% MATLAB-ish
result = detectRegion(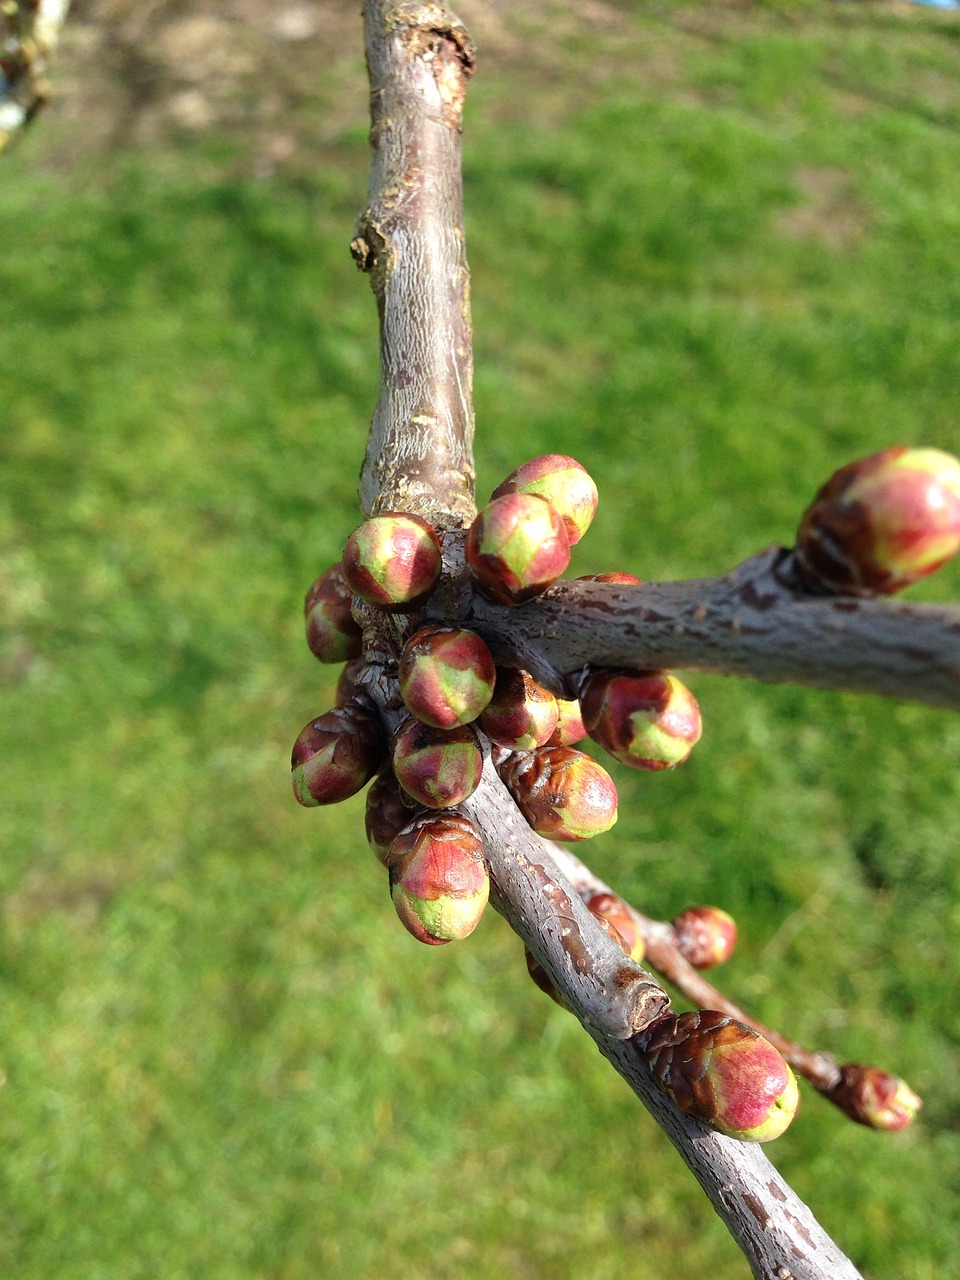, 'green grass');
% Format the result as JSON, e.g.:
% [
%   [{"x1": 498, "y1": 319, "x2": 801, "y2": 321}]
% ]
[{"x1": 3, "y1": 3, "x2": 960, "y2": 1277}]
